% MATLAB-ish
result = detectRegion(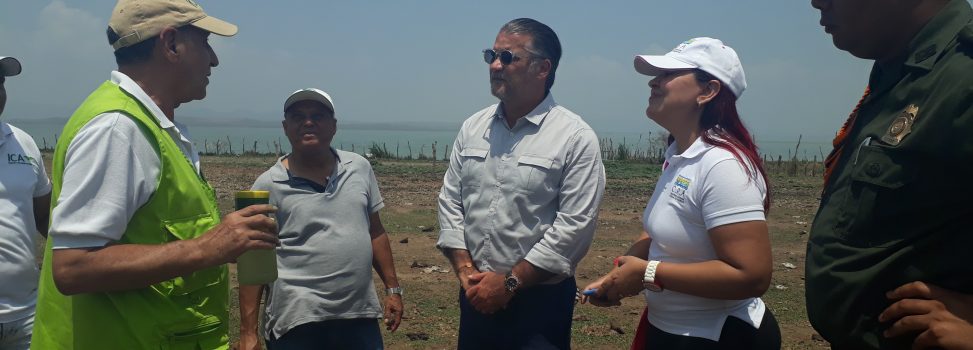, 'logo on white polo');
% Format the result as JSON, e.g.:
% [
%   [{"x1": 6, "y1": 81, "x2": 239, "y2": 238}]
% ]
[
  {"x1": 669, "y1": 175, "x2": 691, "y2": 202},
  {"x1": 7, "y1": 153, "x2": 36, "y2": 166}
]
